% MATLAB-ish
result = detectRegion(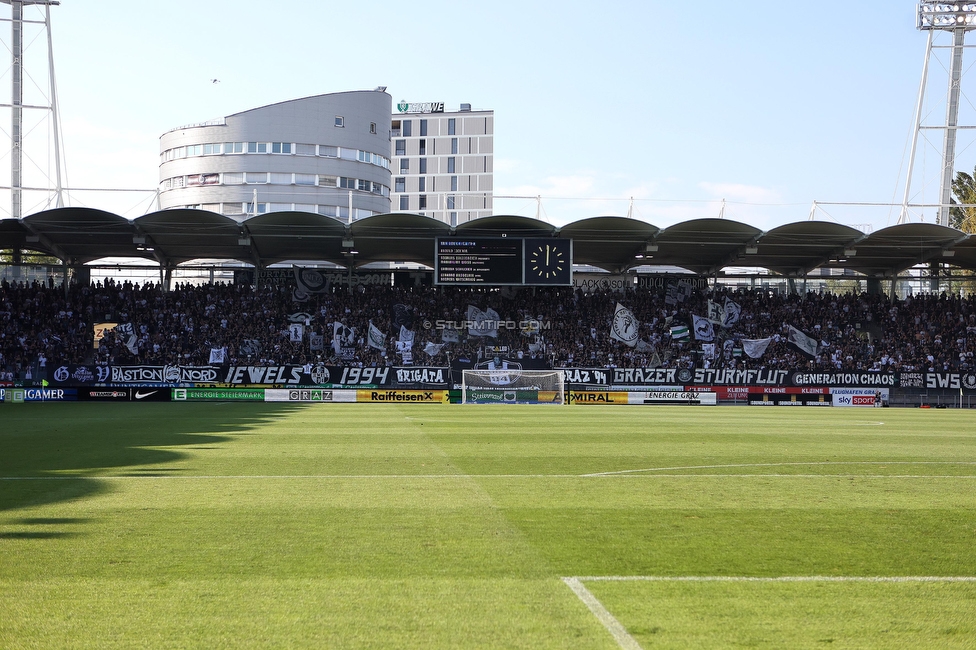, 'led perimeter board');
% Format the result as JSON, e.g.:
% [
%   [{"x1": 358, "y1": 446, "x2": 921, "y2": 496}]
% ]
[{"x1": 435, "y1": 238, "x2": 572, "y2": 286}]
